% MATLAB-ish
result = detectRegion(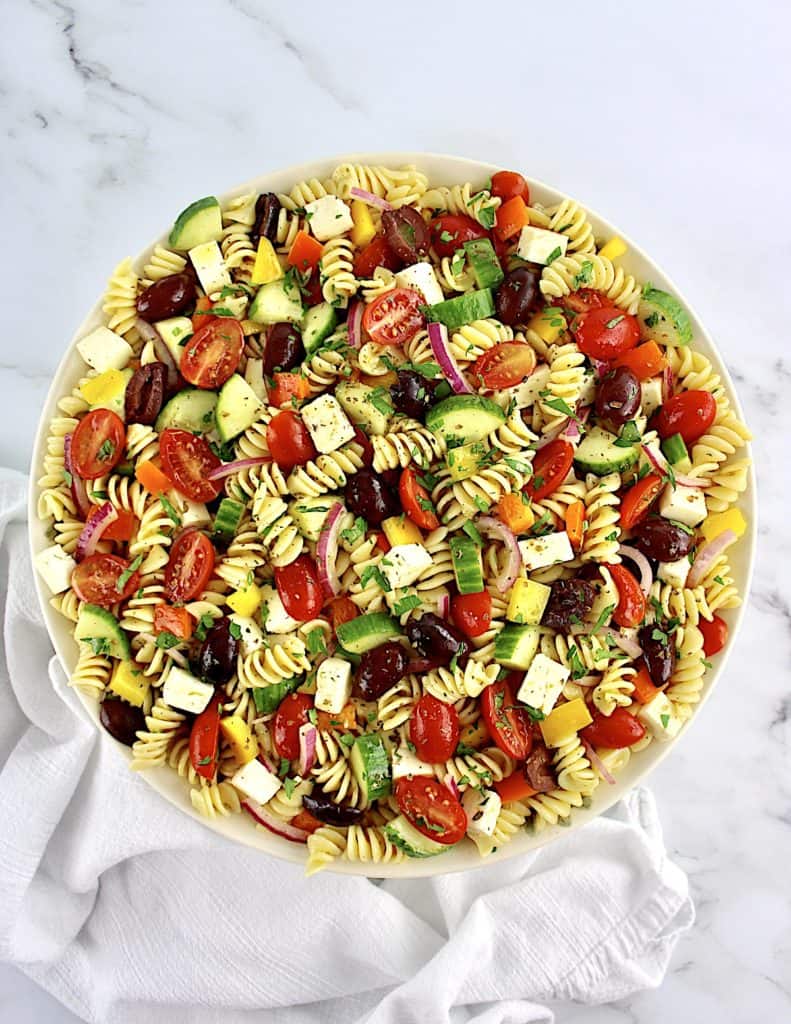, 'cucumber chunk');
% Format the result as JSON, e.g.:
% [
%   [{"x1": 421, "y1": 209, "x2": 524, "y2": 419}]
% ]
[
  {"x1": 494, "y1": 623, "x2": 541, "y2": 671},
  {"x1": 574, "y1": 426, "x2": 640, "y2": 476},
  {"x1": 335, "y1": 612, "x2": 401, "y2": 654},
  {"x1": 638, "y1": 287, "x2": 693, "y2": 347},
  {"x1": 450, "y1": 535, "x2": 484, "y2": 594},
  {"x1": 463, "y1": 239, "x2": 504, "y2": 289},
  {"x1": 335, "y1": 380, "x2": 392, "y2": 436},
  {"x1": 424, "y1": 288, "x2": 495, "y2": 330},
  {"x1": 215, "y1": 373, "x2": 265, "y2": 442},
  {"x1": 249, "y1": 279, "x2": 304, "y2": 325},
  {"x1": 661, "y1": 432, "x2": 689, "y2": 466},
  {"x1": 168, "y1": 196, "x2": 223, "y2": 251},
  {"x1": 75, "y1": 604, "x2": 131, "y2": 661},
  {"x1": 251, "y1": 676, "x2": 301, "y2": 715},
  {"x1": 213, "y1": 498, "x2": 245, "y2": 541},
  {"x1": 301, "y1": 302, "x2": 338, "y2": 353},
  {"x1": 384, "y1": 815, "x2": 450, "y2": 858},
  {"x1": 156, "y1": 388, "x2": 218, "y2": 434},
  {"x1": 350, "y1": 733, "x2": 391, "y2": 801},
  {"x1": 425, "y1": 394, "x2": 505, "y2": 446}
]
